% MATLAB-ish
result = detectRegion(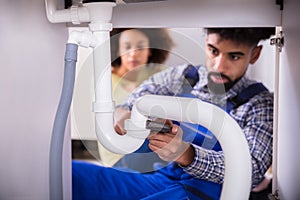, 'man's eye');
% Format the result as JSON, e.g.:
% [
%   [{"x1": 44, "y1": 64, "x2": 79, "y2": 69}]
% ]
[
  {"x1": 210, "y1": 48, "x2": 218, "y2": 55},
  {"x1": 231, "y1": 55, "x2": 240, "y2": 61}
]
